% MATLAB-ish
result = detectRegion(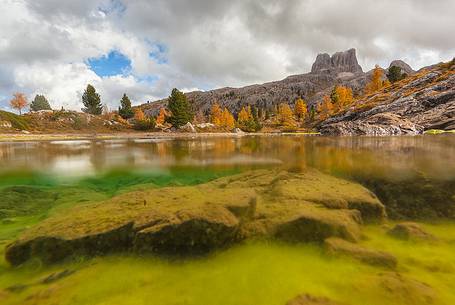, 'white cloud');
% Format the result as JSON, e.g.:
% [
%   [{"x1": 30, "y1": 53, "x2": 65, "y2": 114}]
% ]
[{"x1": 1, "y1": 0, "x2": 454, "y2": 111}]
